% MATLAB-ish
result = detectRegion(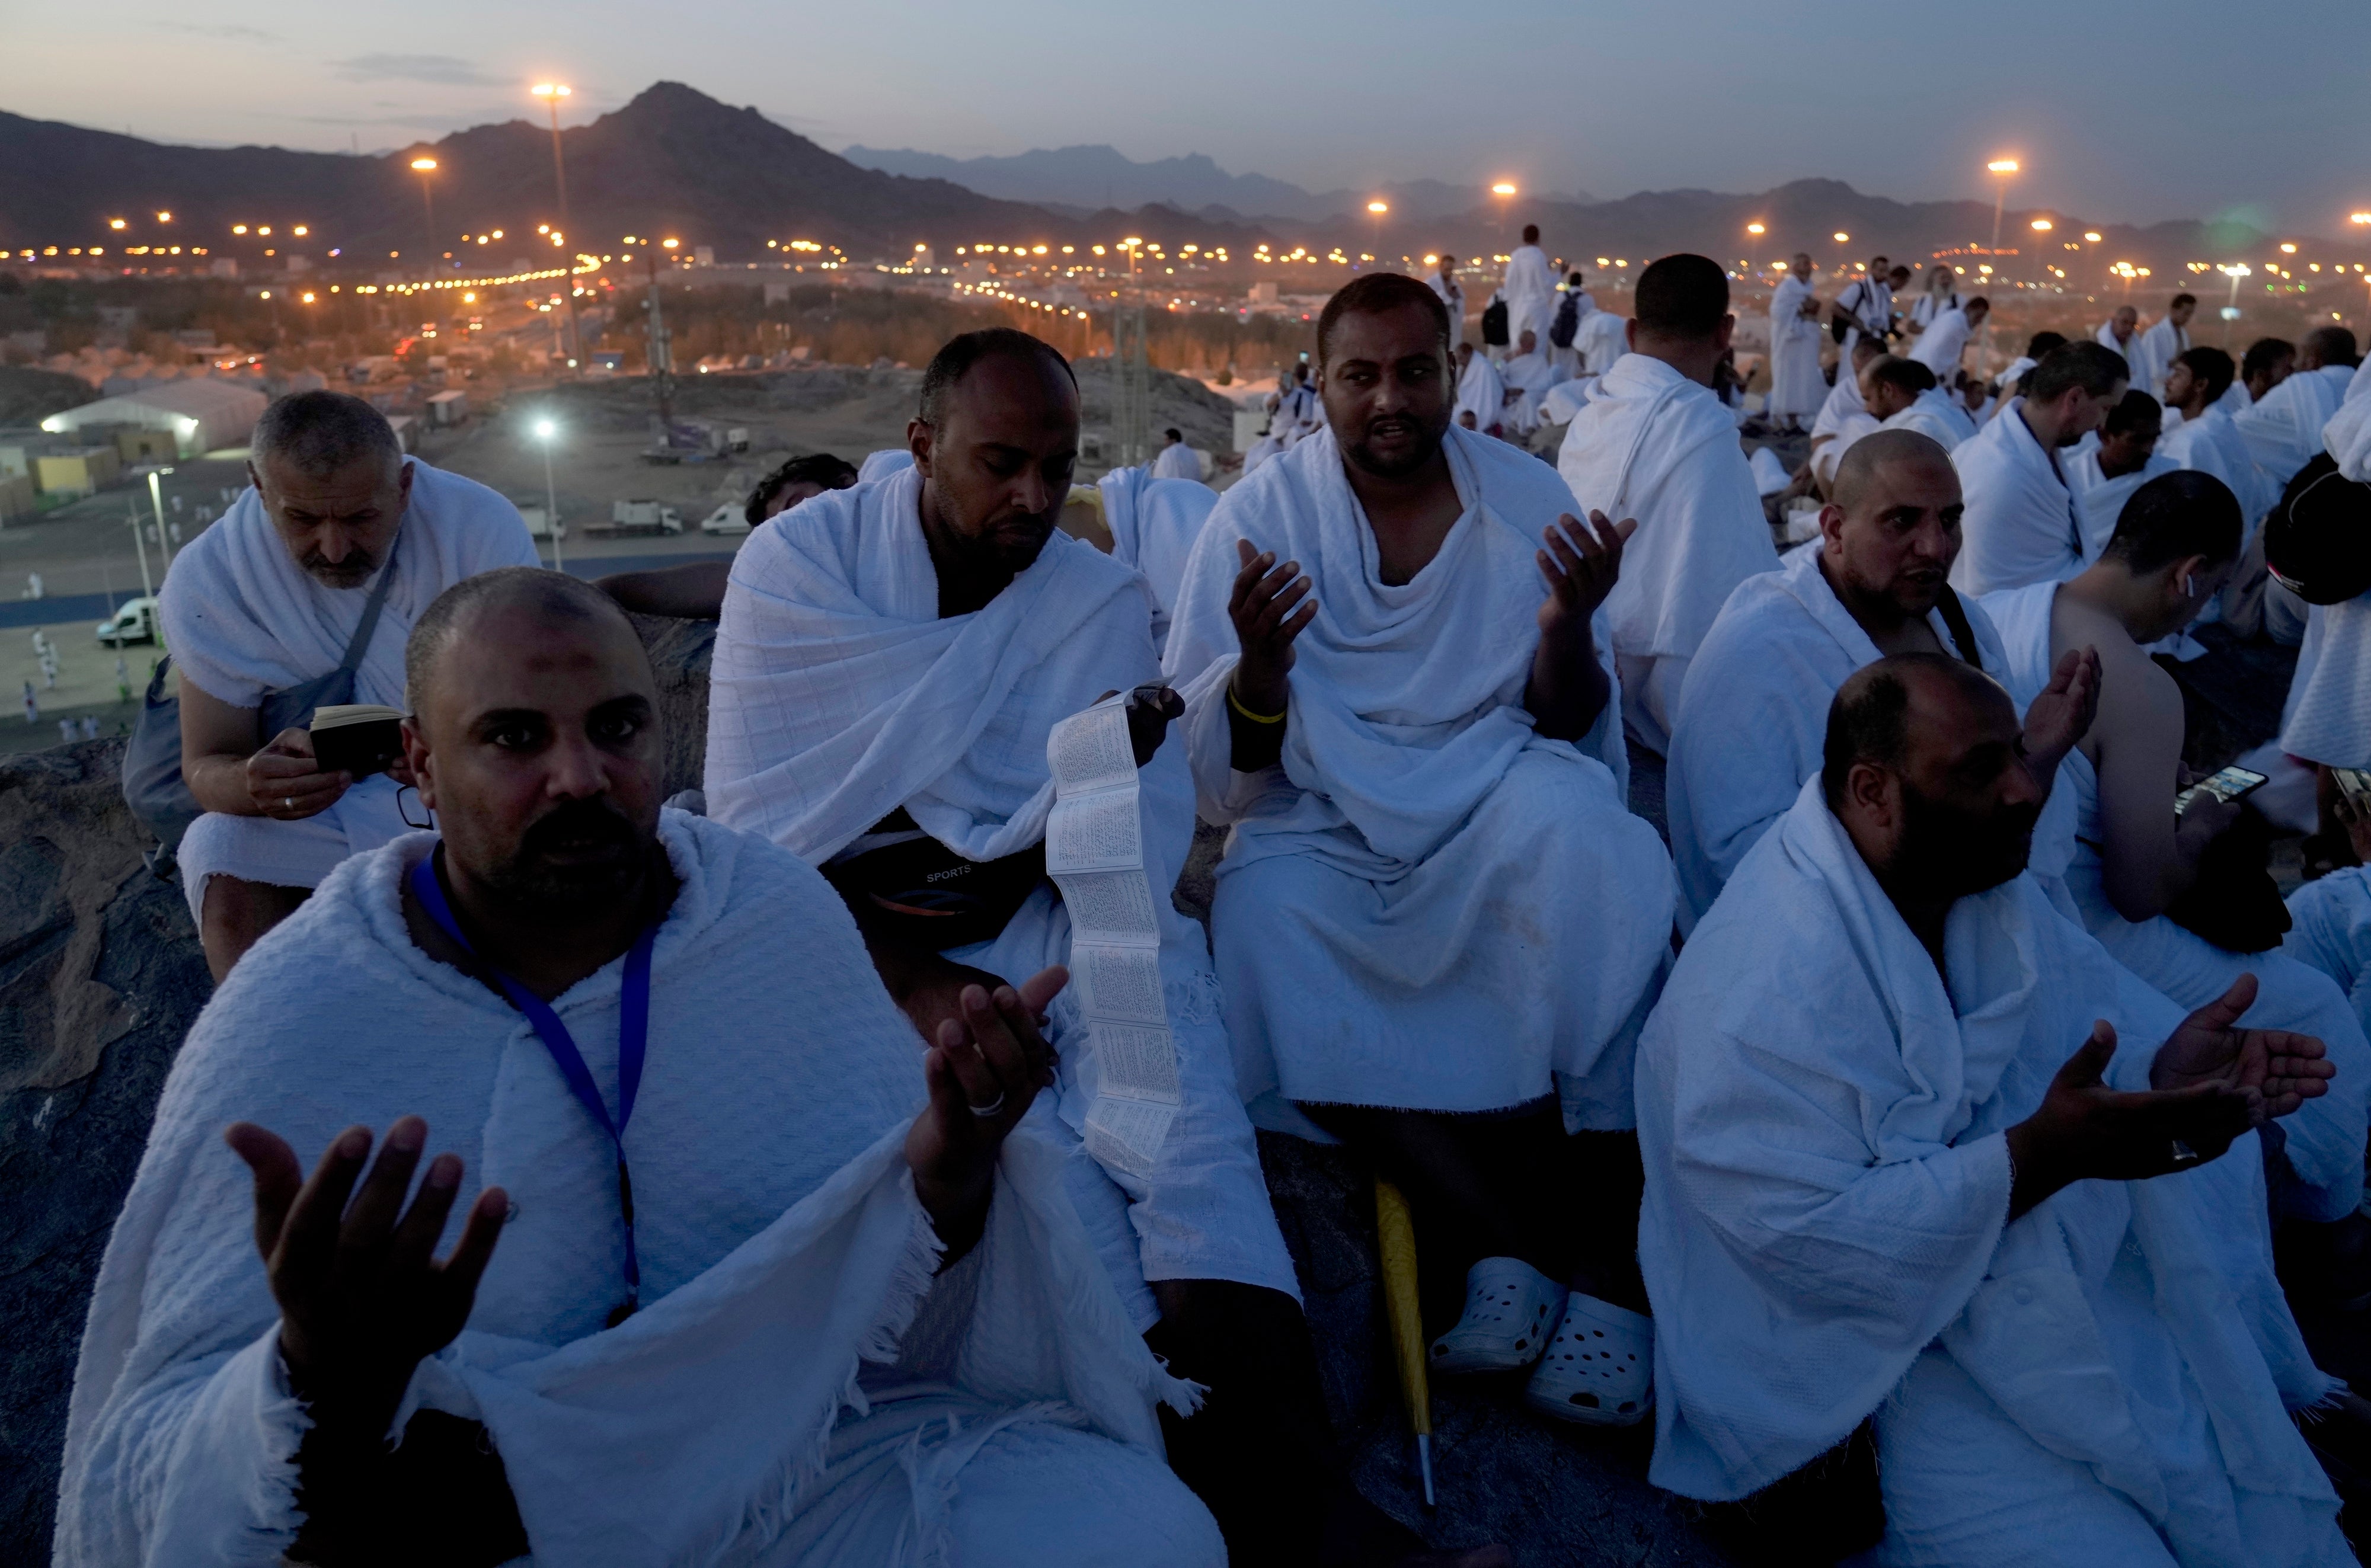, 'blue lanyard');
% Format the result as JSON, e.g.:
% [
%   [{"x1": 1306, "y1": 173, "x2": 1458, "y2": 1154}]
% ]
[{"x1": 408, "y1": 852, "x2": 657, "y2": 1324}]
